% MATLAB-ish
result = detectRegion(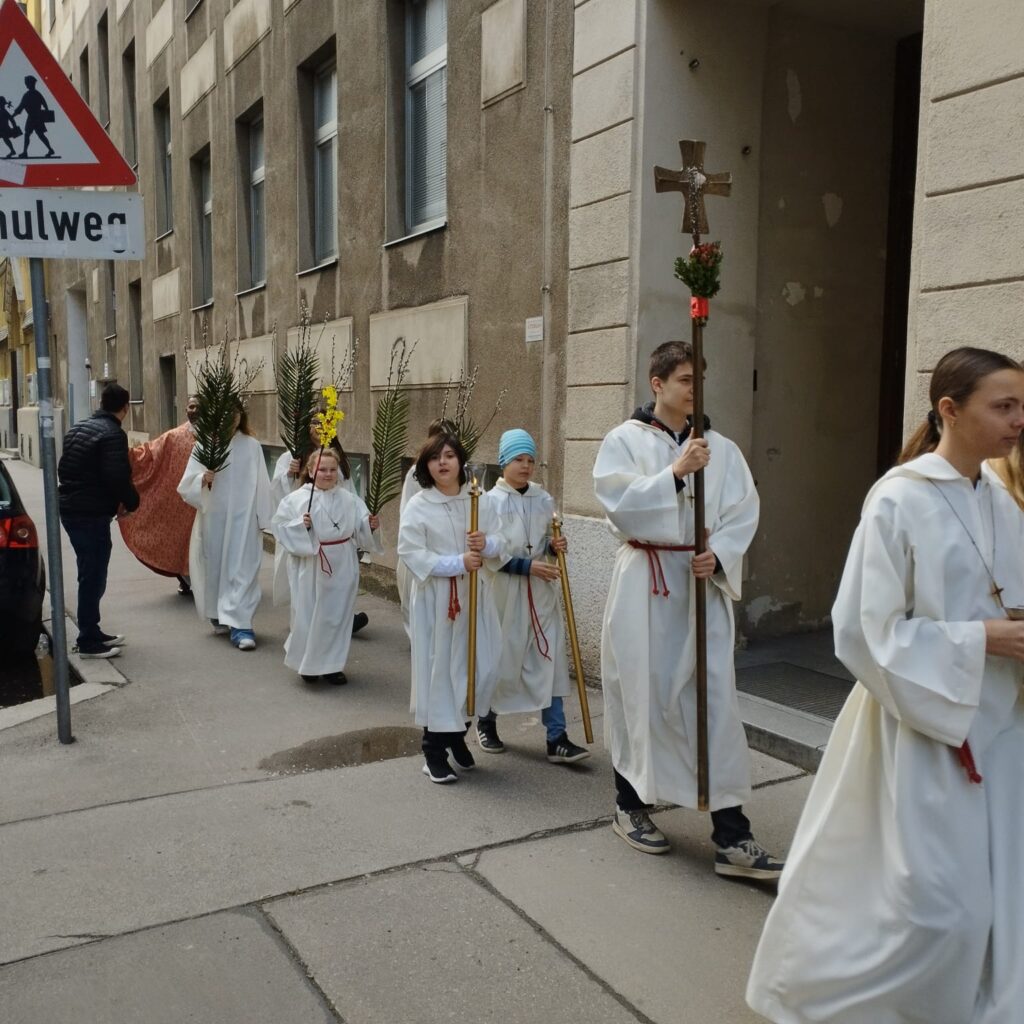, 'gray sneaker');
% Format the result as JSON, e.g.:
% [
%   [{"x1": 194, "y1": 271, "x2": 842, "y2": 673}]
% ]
[
  {"x1": 612, "y1": 807, "x2": 670, "y2": 855},
  {"x1": 714, "y1": 837, "x2": 785, "y2": 881}
]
